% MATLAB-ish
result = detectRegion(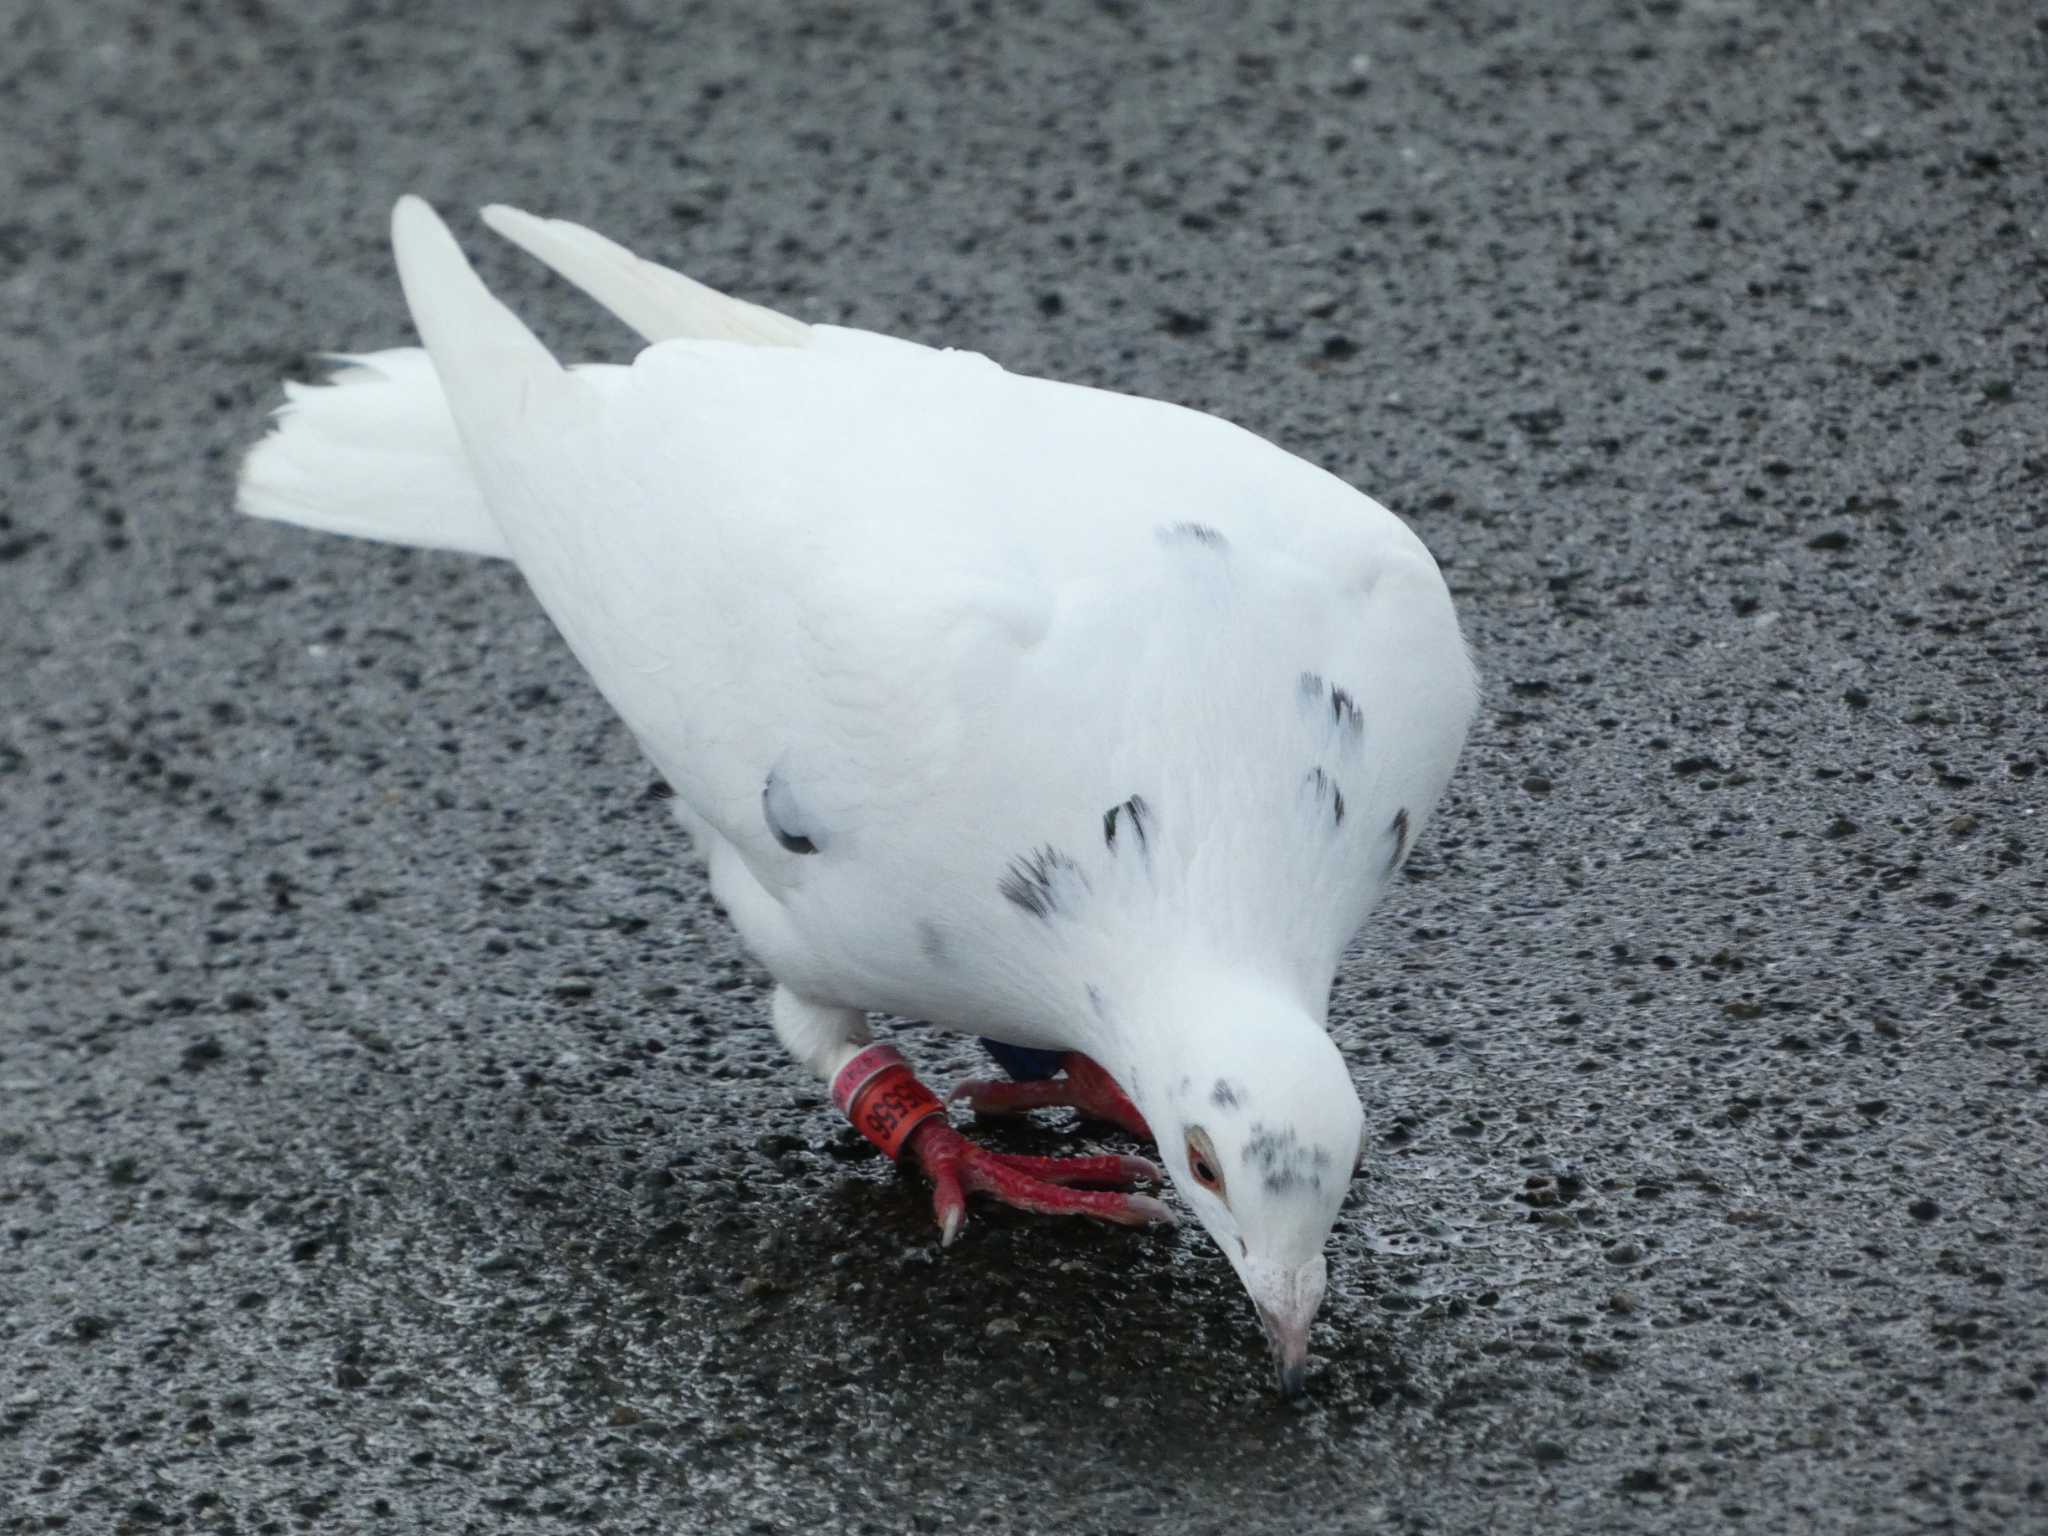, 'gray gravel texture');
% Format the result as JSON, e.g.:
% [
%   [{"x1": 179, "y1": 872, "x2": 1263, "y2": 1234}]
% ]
[{"x1": 4, "y1": 1, "x2": 2046, "y2": 1532}]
